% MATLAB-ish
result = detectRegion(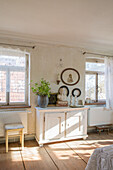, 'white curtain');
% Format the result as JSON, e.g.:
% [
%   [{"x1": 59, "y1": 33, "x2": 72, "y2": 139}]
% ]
[
  {"x1": 0, "y1": 47, "x2": 26, "y2": 56},
  {"x1": 105, "y1": 57, "x2": 113, "y2": 109}
]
